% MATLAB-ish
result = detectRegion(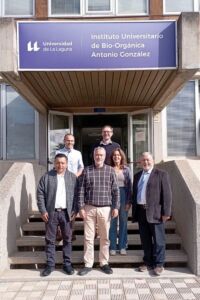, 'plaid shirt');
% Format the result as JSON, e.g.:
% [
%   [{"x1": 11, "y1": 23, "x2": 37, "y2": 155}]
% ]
[{"x1": 78, "y1": 164, "x2": 120, "y2": 209}]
